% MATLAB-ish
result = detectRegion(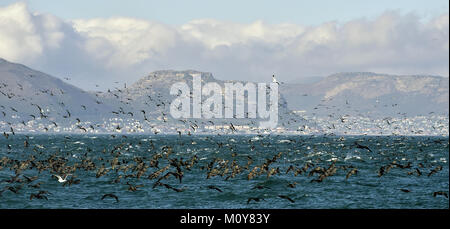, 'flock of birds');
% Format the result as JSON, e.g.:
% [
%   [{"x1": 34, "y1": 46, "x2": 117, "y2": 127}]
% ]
[
  {"x1": 1, "y1": 72, "x2": 448, "y2": 136},
  {"x1": 0, "y1": 73, "x2": 448, "y2": 208},
  {"x1": 0, "y1": 73, "x2": 312, "y2": 136},
  {"x1": 0, "y1": 133, "x2": 448, "y2": 206}
]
